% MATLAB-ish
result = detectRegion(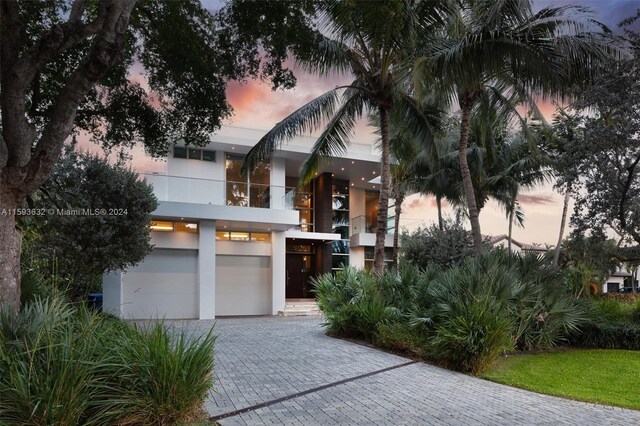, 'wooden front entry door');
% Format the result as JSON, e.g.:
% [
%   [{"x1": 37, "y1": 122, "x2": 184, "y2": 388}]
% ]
[{"x1": 286, "y1": 254, "x2": 313, "y2": 298}]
